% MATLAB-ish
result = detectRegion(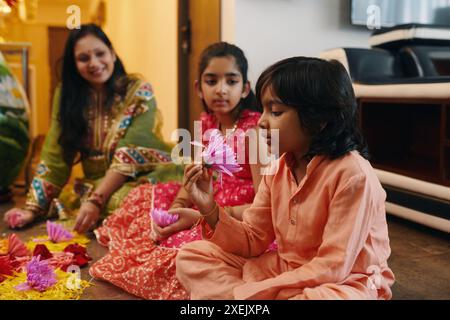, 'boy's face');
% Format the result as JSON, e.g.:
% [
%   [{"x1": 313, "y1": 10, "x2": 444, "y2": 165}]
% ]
[{"x1": 258, "y1": 85, "x2": 311, "y2": 157}]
